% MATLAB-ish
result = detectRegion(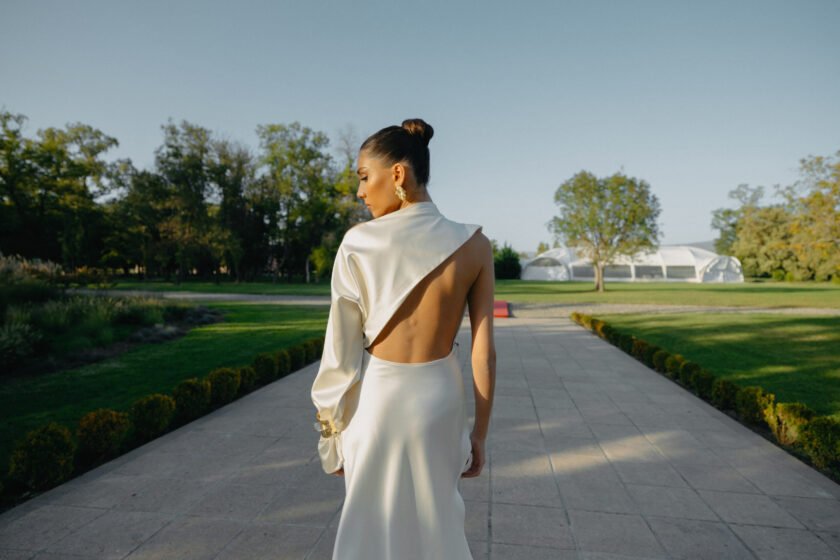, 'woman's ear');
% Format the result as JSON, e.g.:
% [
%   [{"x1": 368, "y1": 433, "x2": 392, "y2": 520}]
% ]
[{"x1": 392, "y1": 162, "x2": 406, "y2": 186}]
